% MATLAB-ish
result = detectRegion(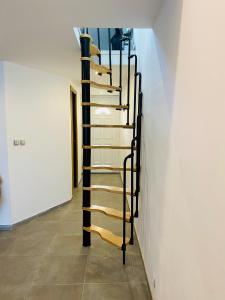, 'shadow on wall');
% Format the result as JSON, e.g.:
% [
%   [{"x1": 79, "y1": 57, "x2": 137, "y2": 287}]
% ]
[{"x1": 134, "y1": 0, "x2": 184, "y2": 295}]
